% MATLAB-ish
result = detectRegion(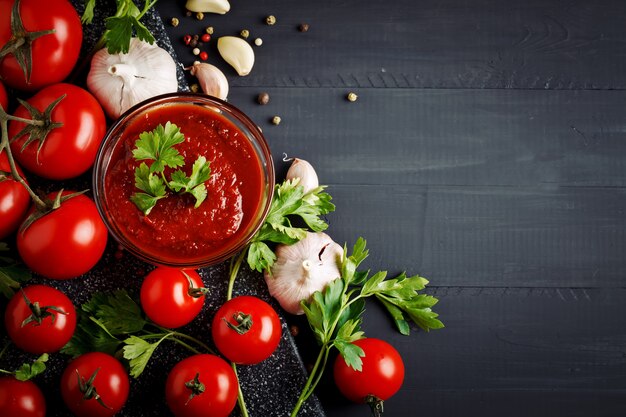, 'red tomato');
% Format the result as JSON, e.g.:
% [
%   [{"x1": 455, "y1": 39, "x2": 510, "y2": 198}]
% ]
[
  {"x1": 333, "y1": 338, "x2": 405, "y2": 406},
  {"x1": 61, "y1": 352, "x2": 129, "y2": 417},
  {"x1": 9, "y1": 83, "x2": 106, "y2": 180},
  {"x1": 140, "y1": 267, "x2": 205, "y2": 328},
  {"x1": 17, "y1": 191, "x2": 108, "y2": 280},
  {"x1": 5, "y1": 284, "x2": 76, "y2": 354},
  {"x1": 0, "y1": 81, "x2": 7, "y2": 109},
  {"x1": 211, "y1": 296, "x2": 282, "y2": 364},
  {"x1": 165, "y1": 354, "x2": 238, "y2": 417},
  {"x1": 0, "y1": 0, "x2": 82, "y2": 91},
  {"x1": 0, "y1": 150, "x2": 30, "y2": 239},
  {"x1": 0, "y1": 377, "x2": 46, "y2": 417}
]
